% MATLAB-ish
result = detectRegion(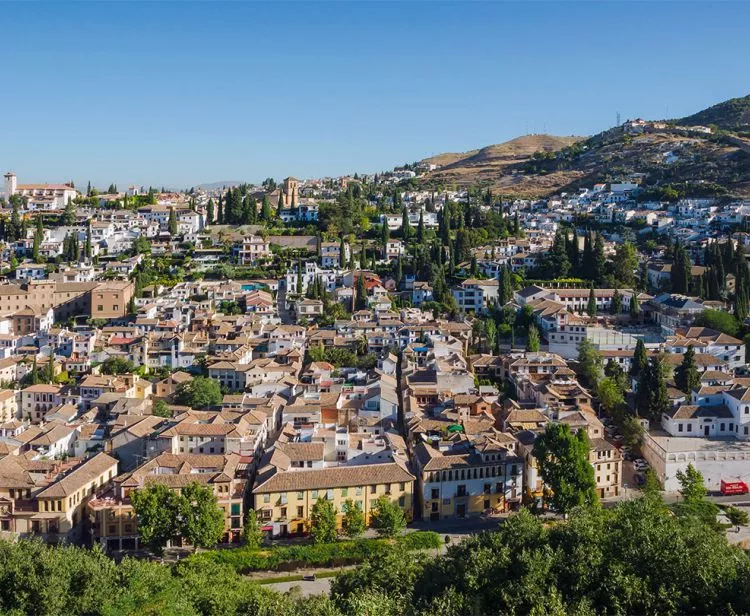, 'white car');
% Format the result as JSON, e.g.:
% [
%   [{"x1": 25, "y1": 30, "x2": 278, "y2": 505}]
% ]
[{"x1": 633, "y1": 459, "x2": 649, "y2": 471}]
